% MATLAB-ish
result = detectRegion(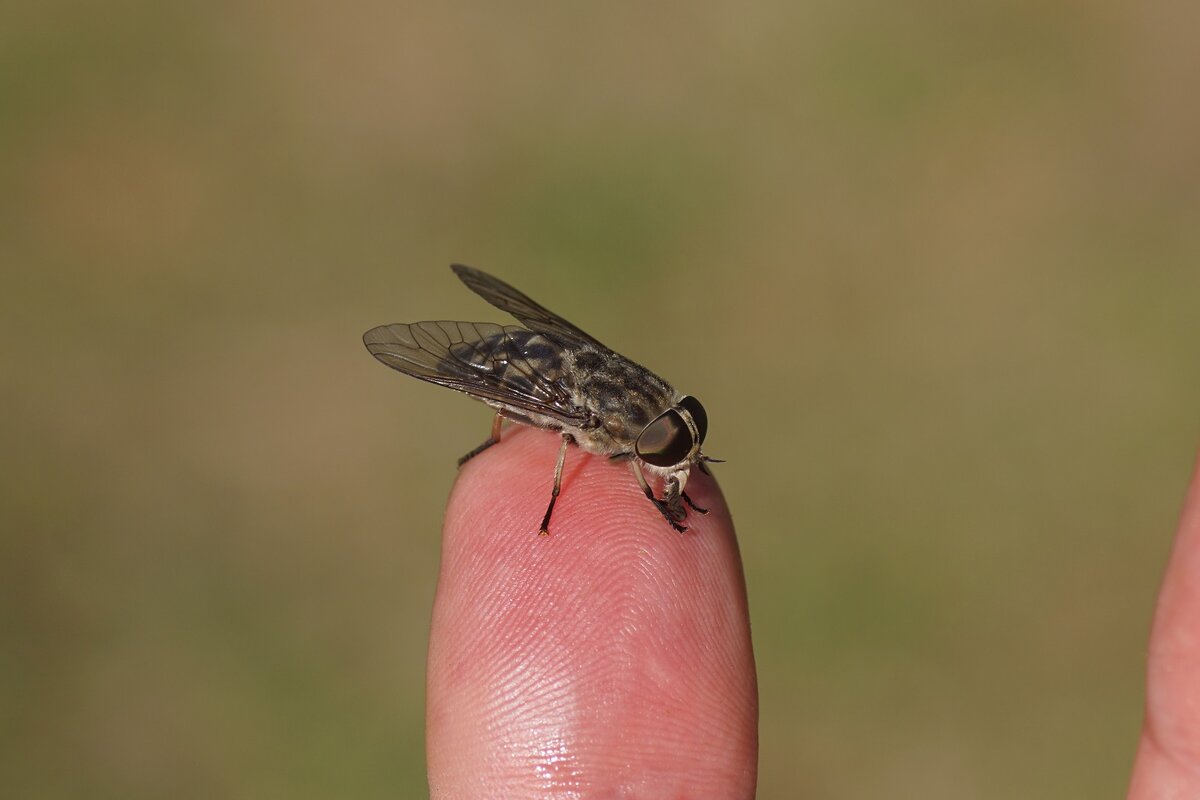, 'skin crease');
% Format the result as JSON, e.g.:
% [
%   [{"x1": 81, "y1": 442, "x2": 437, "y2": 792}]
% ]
[
  {"x1": 426, "y1": 426, "x2": 758, "y2": 799},
  {"x1": 1129, "y1": 451, "x2": 1200, "y2": 798}
]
